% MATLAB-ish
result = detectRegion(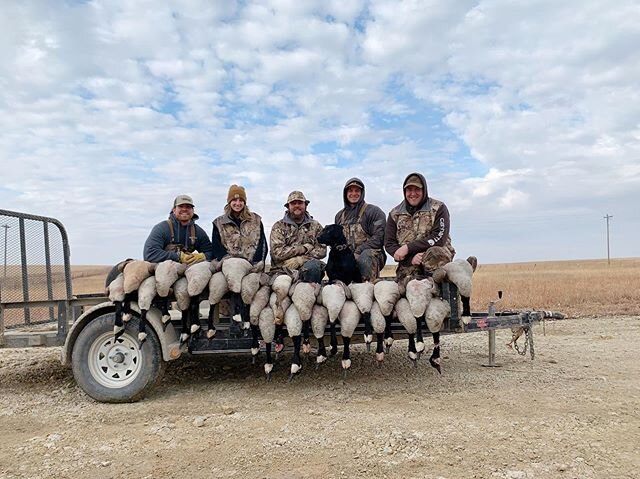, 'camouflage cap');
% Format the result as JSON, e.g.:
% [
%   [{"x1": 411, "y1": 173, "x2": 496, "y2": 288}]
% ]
[
  {"x1": 403, "y1": 174, "x2": 423, "y2": 189},
  {"x1": 284, "y1": 190, "x2": 310, "y2": 207},
  {"x1": 173, "y1": 194, "x2": 195, "y2": 207}
]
